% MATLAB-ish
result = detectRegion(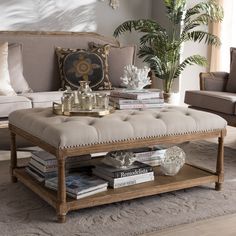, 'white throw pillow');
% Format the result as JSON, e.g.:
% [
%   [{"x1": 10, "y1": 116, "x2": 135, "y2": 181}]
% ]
[{"x1": 0, "y1": 42, "x2": 16, "y2": 96}]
